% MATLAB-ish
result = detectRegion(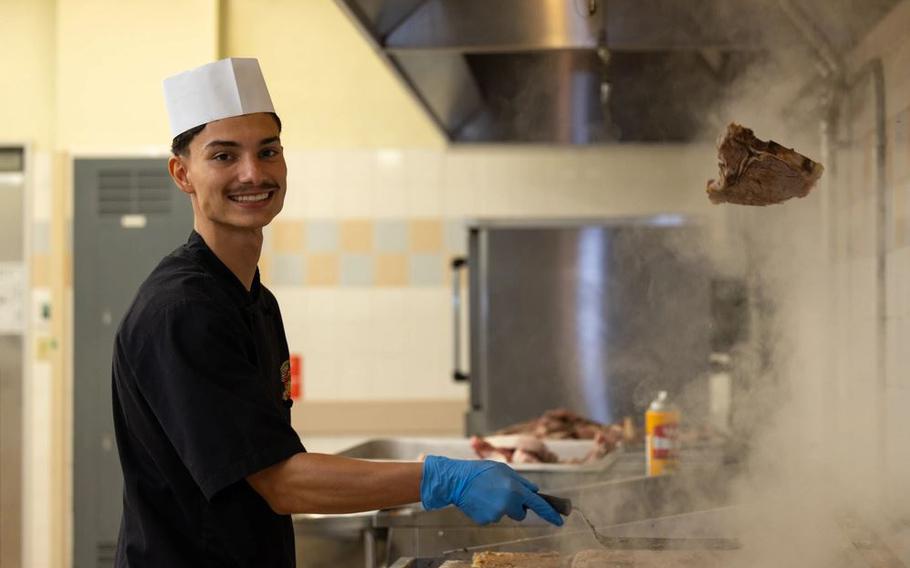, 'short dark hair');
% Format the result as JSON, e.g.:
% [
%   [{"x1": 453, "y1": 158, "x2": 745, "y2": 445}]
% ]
[{"x1": 170, "y1": 112, "x2": 283, "y2": 156}]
